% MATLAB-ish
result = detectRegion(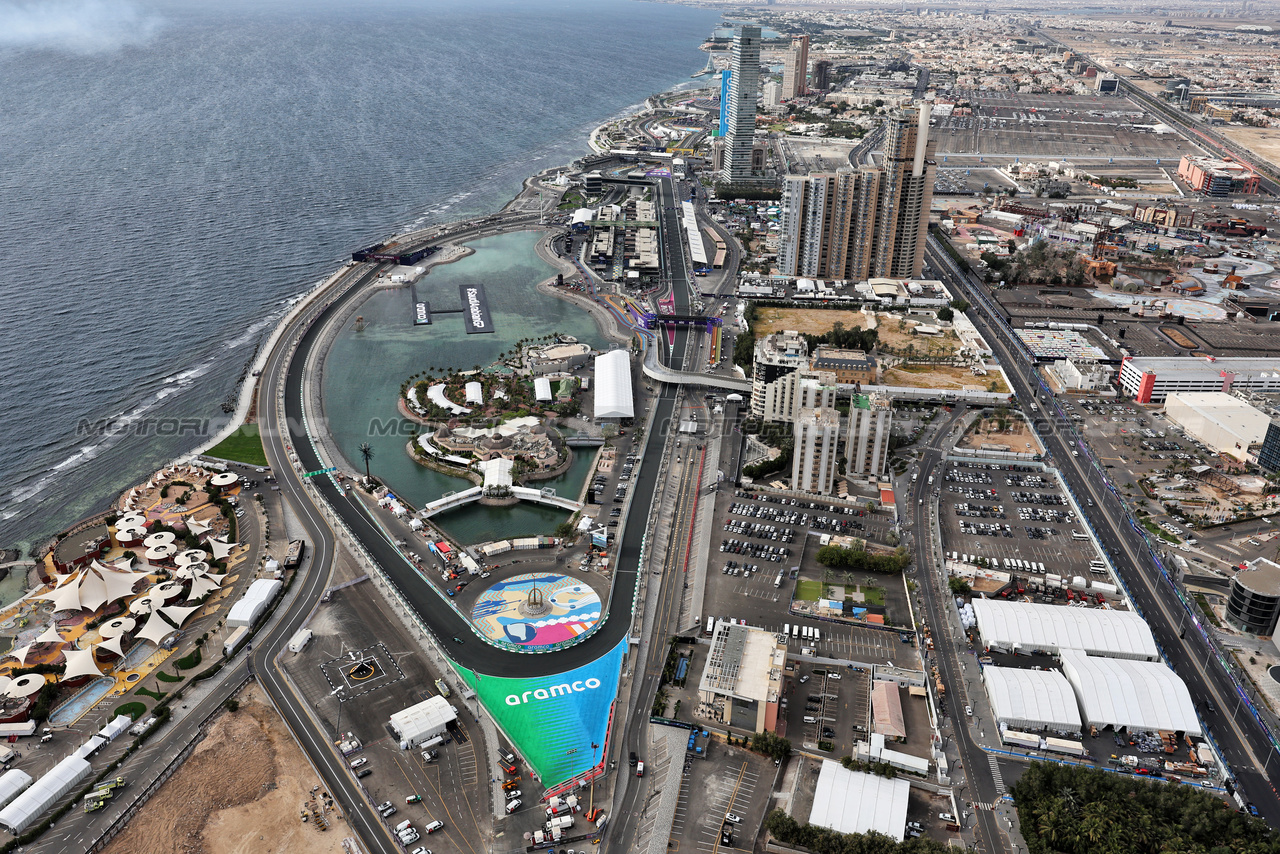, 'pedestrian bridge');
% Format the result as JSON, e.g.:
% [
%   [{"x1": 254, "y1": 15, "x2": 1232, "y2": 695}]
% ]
[
  {"x1": 420, "y1": 486, "x2": 583, "y2": 518},
  {"x1": 641, "y1": 344, "x2": 753, "y2": 393}
]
